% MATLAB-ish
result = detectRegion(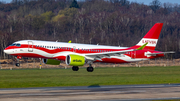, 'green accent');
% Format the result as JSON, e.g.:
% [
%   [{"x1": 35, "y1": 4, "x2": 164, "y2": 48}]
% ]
[
  {"x1": 0, "y1": 66, "x2": 180, "y2": 88},
  {"x1": 68, "y1": 40, "x2": 71, "y2": 43},
  {"x1": 68, "y1": 54, "x2": 85, "y2": 66},
  {"x1": 137, "y1": 42, "x2": 148, "y2": 50},
  {"x1": 45, "y1": 59, "x2": 61, "y2": 65}
]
